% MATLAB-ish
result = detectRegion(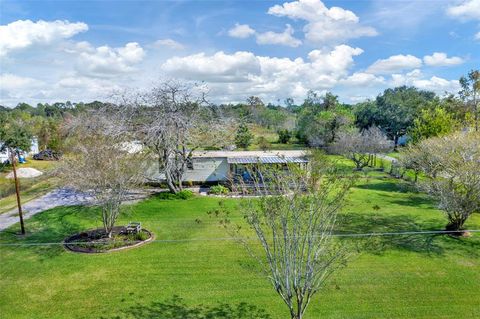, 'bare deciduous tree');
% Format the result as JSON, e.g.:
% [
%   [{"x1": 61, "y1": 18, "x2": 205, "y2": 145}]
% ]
[
  {"x1": 331, "y1": 126, "x2": 393, "y2": 170},
  {"x1": 59, "y1": 108, "x2": 146, "y2": 238},
  {"x1": 406, "y1": 132, "x2": 480, "y2": 233},
  {"x1": 218, "y1": 153, "x2": 355, "y2": 319},
  {"x1": 121, "y1": 81, "x2": 224, "y2": 193}
]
